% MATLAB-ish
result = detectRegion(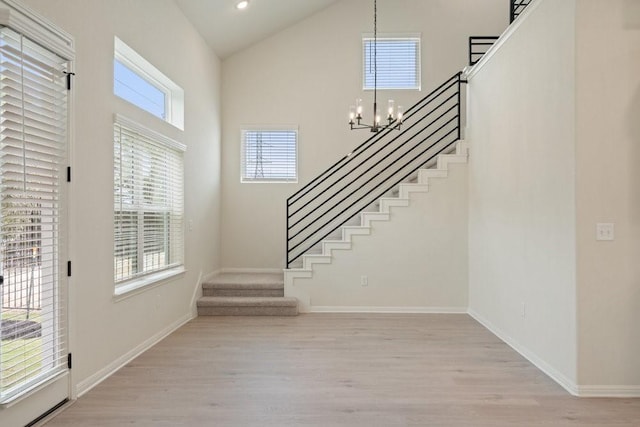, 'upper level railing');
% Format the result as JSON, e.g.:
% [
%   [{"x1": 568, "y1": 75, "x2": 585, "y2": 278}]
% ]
[
  {"x1": 511, "y1": 0, "x2": 532, "y2": 23},
  {"x1": 468, "y1": 36, "x2": 499, "y2": 66},
  {"x1": 286, "y1": 72, "x2": 465, "y2": 267},
  {"x1": 469, "y1": 1, "x2": 533, "y2": 66}
]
